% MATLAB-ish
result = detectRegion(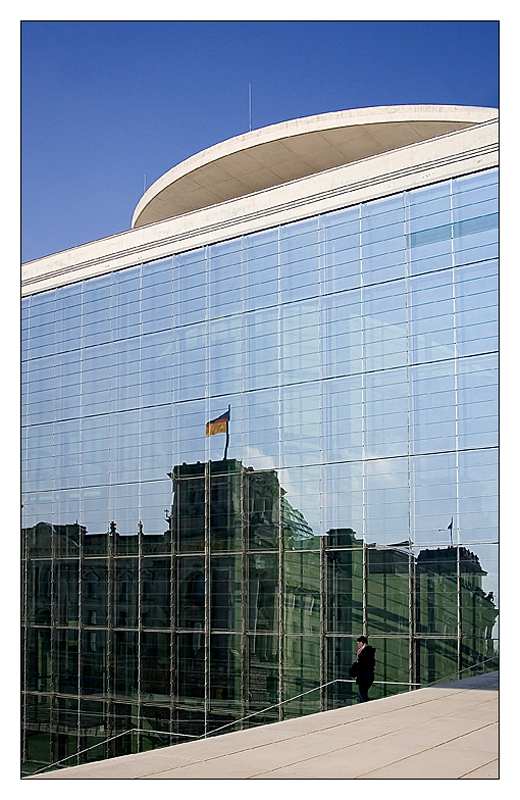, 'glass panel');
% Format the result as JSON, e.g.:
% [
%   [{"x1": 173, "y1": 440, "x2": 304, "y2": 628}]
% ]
[
  {"x1": 243, "y1": 228, "x2": 279, "y2": 313},
  {"x1": 367, "y1": 636, "x2": 411, "y2": 695},
  {"x1": 415, "y1": 546, "x2": 458, "y2": 635},
  {"x1": 321, "y1": 462, "x2": 363, "y2": 537},
  {"x1": 242, "y1": 390, "x2": 279, "y2": 470},
  {"x1": 113, "y1": 632, "x2": 138, "y2": 699},
  {"x1": 54, "y1": 420, "x2": 81, "y2": 490},
  {"x1": 417, "y1": 638, "x2": 459, "y2": 685},
  {"x1": 325, "y1": 544, "x2": 363, "y2": 634},
  {"x1": 109, "y1": 338, "x2": 141, "y2": 413},
  {"x1": 24, "y1": 696, "x2": 51, "y2": 769},
  {"x1": 320, "y1": 289, "x2": 362, "y2": 380},
  {"x1": 52, "y1": 500, "x2": 82, "y2": 551},
  {"x1": 82, "y1": 487, "x2": 110, "y2": 538},
  {"x1": 110, "y1": 274, "x2": 142, "y2": 342},
  {"x1": 171, "y1": 400, "x2": 205, "y2": 465},
  {"x1": 109, "y1": 410, "x2": 140, "y2": 484},
  {"x1": 26, "y1": 559, "x2": 51, "y2": 623},
  {"x1": 210, "y1": 633, "x2": 241, "y2": 705},
  {"x1": 460, "y1": 543, "x2": 499, "y2": 640},
  {"x1": 79, "y1": 699, "x2": 109, "y2": 763},
  {"x1": 139, "y1": 704, "x2": 172, "y2": 751},
  {"x1": 409, "y1": 269, "x2": 455, "y2": 364},
  {"x1": 458, "y1": 448, "x2": 498, "y2": 544},
  {"x1": 247, "y1": 634, "x2": 279, "y2": 717},
  {"x1": 172, "y1": 468, "x2": 205, "y2": 553},
  {"x1": 453, "y1": 170, "x2": 498, "y2": 265},
  {"x1": 54, "y1": 697, "x2": 79, "y2": 766},
  {"x1": 320, "y1": 206, "x2": 361, "y2": 294},
  {"x1": 364, "y1": 457, "x2": 409, "y2": 546},
  {"x1": 55, "y1": 561, "x2": 79, "y2": 625},
  {"x1": 407, "y1": 181, "x2": 452, "y2": 275},
  {"x1": 178, "y1": 556, "x2": 205, "y2": 628},
  {"x1": 367, "y1": 546, "x2": 410, "y2": 633},
  {"x1": 141, "y1": 632, "x2": 170, "y2": 701},
  {"x1": 461, "y1": 638, "x2": 499, "y2": 676},
  {"x1": 457, "y1": 354, "x2": 498, "y2": 450},
  {"x1": 361, "y1": 195, "x2": 406, "y2": 284},
  {"x1": 81, "y1": 629, "x2": 107, "y2": 695},
  {"x1": 207, "y1": 461, "x2": 244, "y2": 552},
  {"x1": 364, "y1": 368, "x2": 408, "y2": 458},
  {"x1": 410, "y1": 361, "x2": 456, "y2": 455},
  {"x1": 244, "y1": 307, "x2": 279, "y2": 392},
  {"x1": 55, "y1": 630, "x2": 79, "y2": 694},
  {"x1": 210, "y1": 555, "x2": 242, "y2": 631},
  {"x1": 112, "y1": 702, "x2": 139, "y2": 757},
  {"x1": 142, "y1": 558, "x2": 170, "y2": 627},
  {"x1": 283, "y1": 636, "x2": 321, "y2": 716},
  {"x1": 279, "y1": 218, "x2": 319, "y2": 303},
  {"x1": 26, "y1": 427, "x2": 54, "y2": 491},
  {"x1": 280, "y1": 382, "x2": 320, "y2": 468},
  {"x1": 82, "y1": 560, "x2": 108, "y2": 626},
  {"x1": 55, "y1": 285, "x2": 82, "y2": 350},
  {"x1": 208, "y1": 316, "x2": 243, "y2": 397},
  {"x1": 280, "y1": 299, "x2": 319, "y2": 386},
  {"x1": 247, "y1": 468, "x2": 280, "y2": 550},
  {"x1": 113, "y1": 558, "x2": 138, "y2": 626},
  {"x1": 175, "y1": 326, "x2": 206, "y2": 404},
  {"x1": 110, "y1": 483, "x2": 140, "y2": 540},
  {"x1": 55, "y1": 351, "x2": 81, "y2": 420},
  {"x1": 248, "y1": 553, "x2": 278, "y2": 633},
  {"x1": 279, "y1": 465, "x2": 320, "y2": 544},
  {"x1": 455, "y1": 260, "x2": 498, "y2": 357},
  {"x1": 209, "y1": 239, "x2": 243, "y2": 318},
  {"x1": 140, "y1": 480, "x2": 171, "y2": 543},
  {"x1": 411, "y1": 452, "x2": 457, "y2": 547},
  {"x1": 363, "y1": 281, "x2": 408, "y2": 372},
  {"x1": 174, "y1": 249, "x2": 207, "y2": 326},
  {"x1": 321, "y1": 376, "x2": 362, "y2": 463},
  {"x1": 284, "y1": 551, "x2": 320, "y2": 635},
  {"x1": 176, "y1": 632, "x2": 205, "y2": 701},
  {"x1": 325, "y1": 637, "x2": 359, "y2": 706},
  {"x1": 26, "y1": 628, "x2": 52, "y2": 691},
  {"x1": 141, "y1": 329, "x2": 173, "y2": 407}
]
